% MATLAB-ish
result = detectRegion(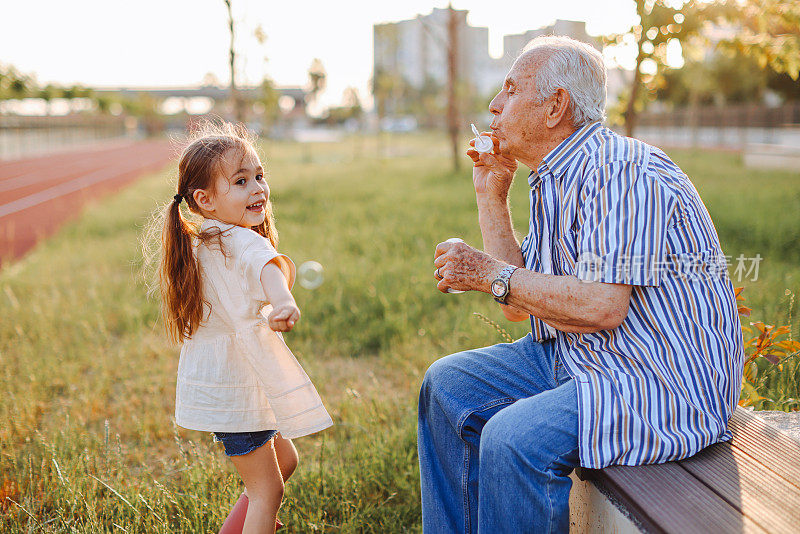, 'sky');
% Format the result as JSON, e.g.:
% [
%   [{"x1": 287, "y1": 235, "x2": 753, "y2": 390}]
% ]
[{"x1": 1, "y1": 0, "x2": 641, "y2": 110}]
